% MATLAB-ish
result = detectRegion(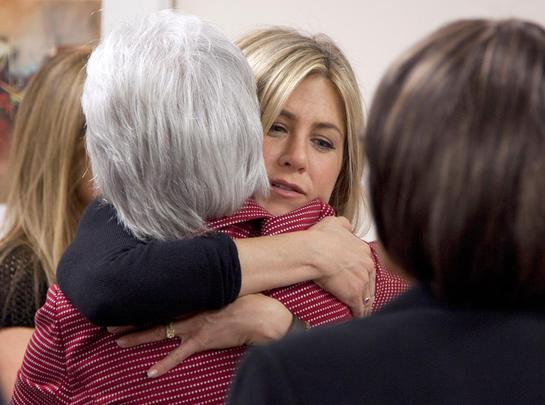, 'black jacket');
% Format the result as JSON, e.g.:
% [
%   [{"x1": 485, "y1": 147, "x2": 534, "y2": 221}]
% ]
[{"x1": 230, "y1": 286, "x2": 545, "y2": 405}]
